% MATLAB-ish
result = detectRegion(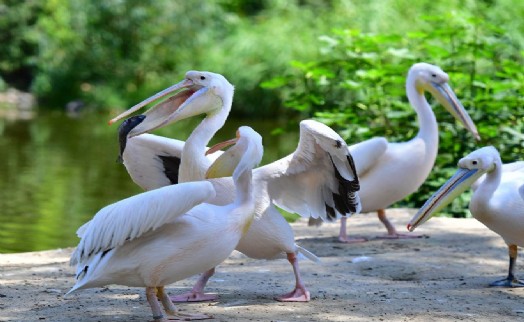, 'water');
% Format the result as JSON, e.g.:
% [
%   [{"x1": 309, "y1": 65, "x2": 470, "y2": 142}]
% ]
[{"x1": 0, "y1": 110, "x2": 298, "y2": 253}]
